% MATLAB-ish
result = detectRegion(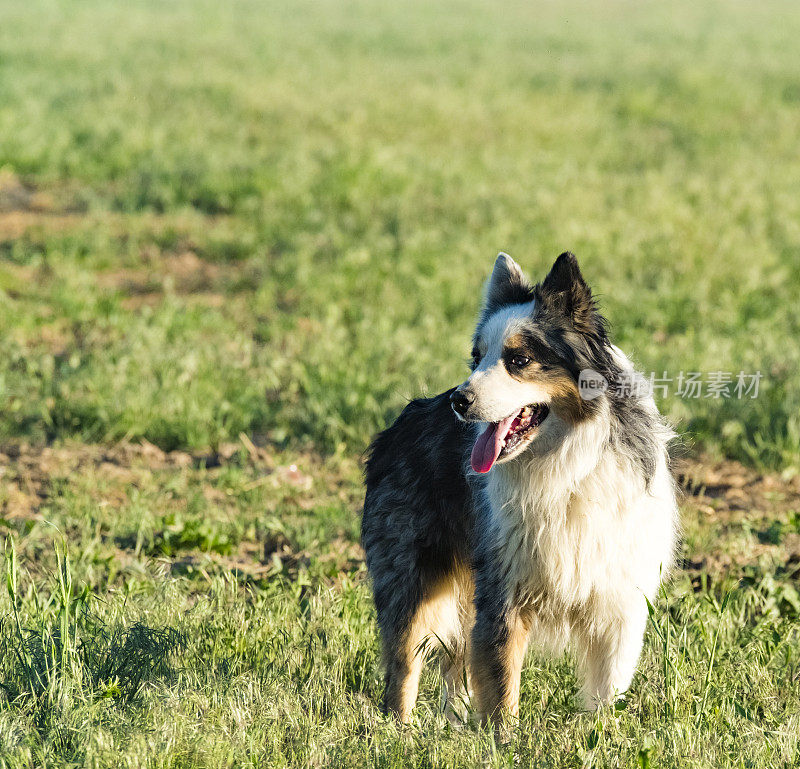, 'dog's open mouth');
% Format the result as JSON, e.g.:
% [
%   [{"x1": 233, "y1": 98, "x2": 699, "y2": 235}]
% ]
[{"x1": 470, "y1": 404, "x2": 549, "y2": 474}]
